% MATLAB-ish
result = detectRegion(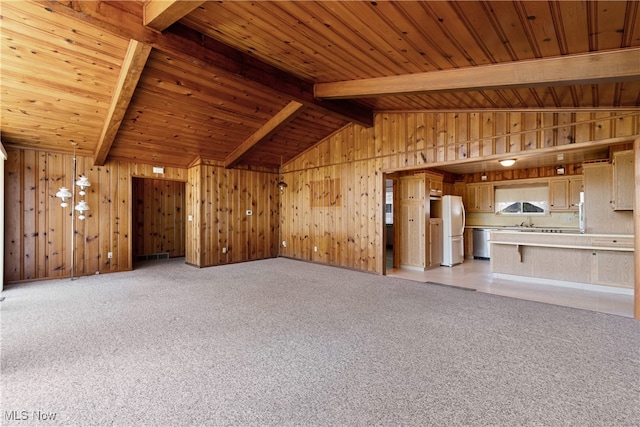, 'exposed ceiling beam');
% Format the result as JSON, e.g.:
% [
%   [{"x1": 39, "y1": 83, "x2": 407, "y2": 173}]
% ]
[
  {"x1": 225, "y1": 101, "x2": 305, "y2": 169},
  {"x1": 36, "y1": 1, "x2": 373, "y2": 128},
  {"x1": 144, "y1": 0, "x2": 206, "y2": 32},
  {"x1": 314, "y1": 48, "x2": 640, "y2": 99},
  {"x1": 94, "y1": 39, "x2": 152, "y2": 166}
]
